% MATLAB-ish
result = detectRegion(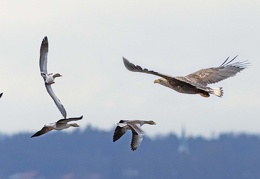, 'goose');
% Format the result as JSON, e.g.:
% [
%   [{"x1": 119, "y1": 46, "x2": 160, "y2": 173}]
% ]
[
  {"x1": 40, "y1": 36, "x2": 62, "y2": 85},
  {"x1": 113, "y1": 120, "x2": 156, "y2": 151},
  {"x1": 123, "y1": 56, "x2": 249, "y2": 97},
  {"x1": 0, "y1": 93, "x2": 2, "y2": 98},
  {"x1": 31, "y1": 115, "x2": 83, "y2": 138},
  {"x1": 39, "y1": 36, "x2": 67, "y2": 118}
]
